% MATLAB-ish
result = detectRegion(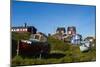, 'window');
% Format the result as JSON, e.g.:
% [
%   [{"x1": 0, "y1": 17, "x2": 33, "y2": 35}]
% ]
[
  {"x1": 23, "y1": 28, "x2": 27, "y2": 31},
  {"x1": 11, "y1": 29, "x2": 13, "y2": 31},
  {"x1": 20, "y1": 29, "x2": 22, "y2": 31},
  {"x1": 13, "y1": 29, "x2": 16, "y2": 31},
  {"x1": 68, "y1": 31, "x2": 71, "y2": 34},
  {"x1": 61, "y1": 31, "x2": 64, "y2": 34},
  {"x1": 16, "y1": 29, "x2": 19, "y2": 31},
  {"x1": 25, "y1": 28, "x2": 27, "y2": 31},
  {"x1": 34, "y1": 35, "x2": 40, "y2": 40}
]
